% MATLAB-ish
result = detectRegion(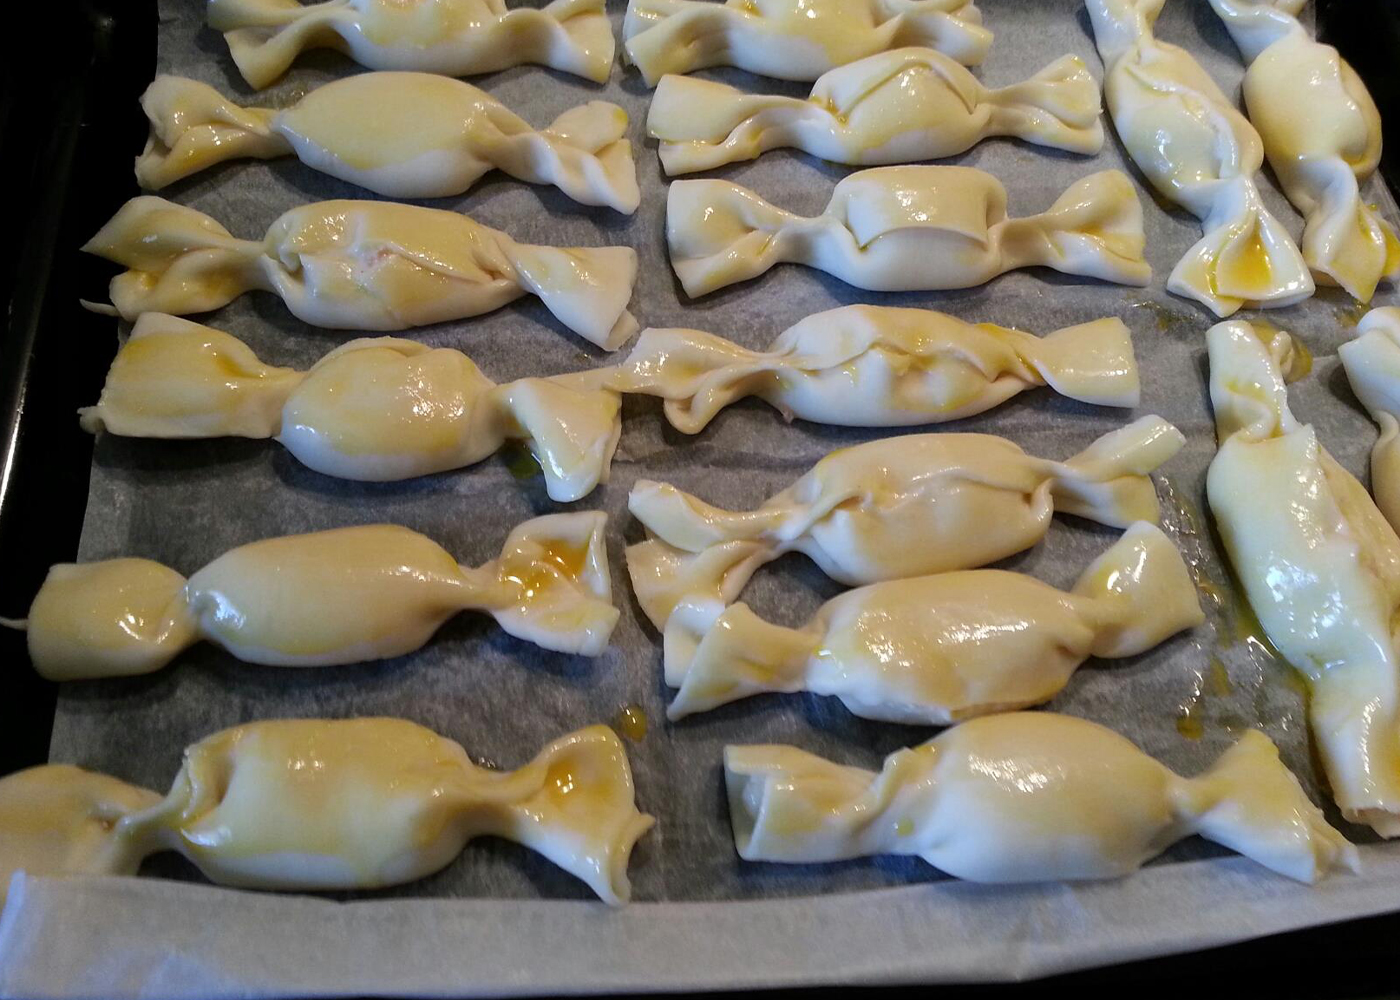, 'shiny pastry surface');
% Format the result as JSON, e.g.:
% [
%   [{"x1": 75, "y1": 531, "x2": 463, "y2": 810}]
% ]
[
  {"x1": 0, "y1": 719, "x2": 652, "y2": 905},
  {"x1": 208, "y1": 0, "x2": 616, "y2": 88},
  {"x1": 17, "y1": 513, "x2": 618, "y2": 679},
  {"x1": 1208, "y1": 318, "x2": 1400, "y2": 836},
  {"x1": 726, "y1": 712, "x2": 1356, "y2": 884},
  {"x1": 83, "y1": 196, "x2": 640, "y2": 350},
  {"x1": 1086, "y1": 0, "x2": 1312, "y2": 316},
  {"x1": 616, "y1": 305, "x2": 1140, "y2": 431},
  {"x1": 135, "y1": 73, "x2": 638, "y2": 211},
  {"x1": 81, "y1": 314, "x2": 621, "y2": 499},
  {"x1": 623, "y1": 0, "x2": 992, "y2": 85},
  {"x1": 648, "y1": 48, "x2": 1102, "y2": 173},
  {"x1": 664, "y1": 522, "x2": 1203, "y2": 722},
  {"x1": 625, "y1": 416, "x2": 1184, "y2": 630},
  {"x1": 666, "y1": 166, "x2": 1151, "y2": 296},
  {"x1": 1210, "y1": 0, "x2": 1399, "y2": 302}
]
